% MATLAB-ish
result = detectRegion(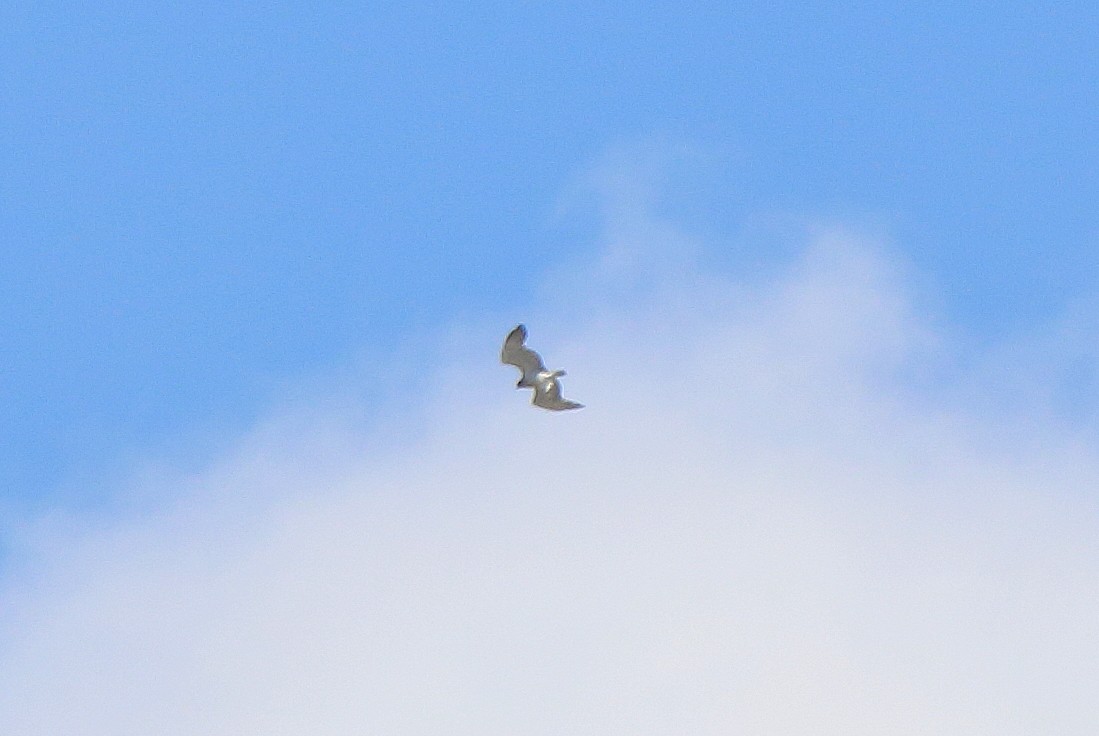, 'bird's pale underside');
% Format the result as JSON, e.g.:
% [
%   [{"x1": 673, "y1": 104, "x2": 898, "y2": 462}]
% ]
[{"x1": 500, "y1": 324, "x2": 584, "y2": 411}]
